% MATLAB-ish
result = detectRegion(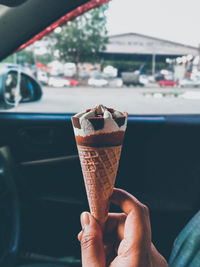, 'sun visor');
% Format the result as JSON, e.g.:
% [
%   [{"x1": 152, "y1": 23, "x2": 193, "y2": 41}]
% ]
[{"x1": 0, "y1": 0, "x2": 109, "y2": 61}]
